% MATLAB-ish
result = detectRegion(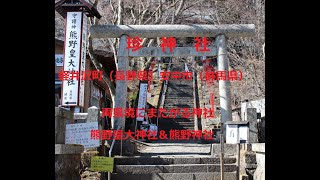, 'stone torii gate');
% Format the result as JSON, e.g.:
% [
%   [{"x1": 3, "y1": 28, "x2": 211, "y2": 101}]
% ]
[{"x1": 89, "y1": 24, "x2": 255, "y2": 132}]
